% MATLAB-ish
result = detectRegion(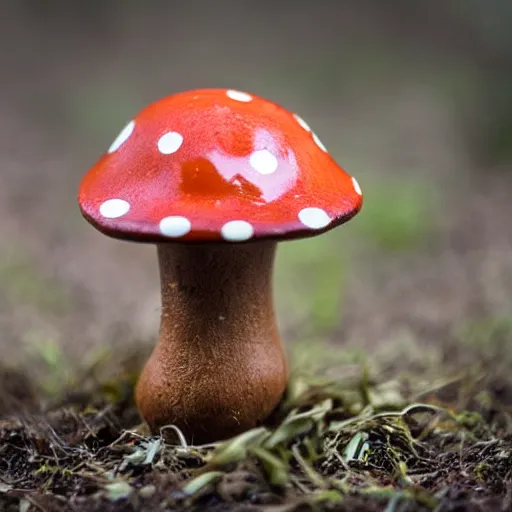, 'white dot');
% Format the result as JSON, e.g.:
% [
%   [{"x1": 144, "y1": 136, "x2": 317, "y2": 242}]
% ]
[
  {"x1": 249, "y1": 150, "x2": 278, "y2": 175},
  {"x1": 226, "y1": 90, "x2": 253, "y2": 102},
  {"x1": 158, "y1": 132, "x2": 184, "y2": 154},
  {"x1": 99, "y1": 199, "x2": 130, "y2": 219},
  {"x1": 298, "y1": 207, "x2": 331, "y2": 229},
  {"x1": 159, "y1": 216, "x2": 192, "y2": 238},
  {"x1": 221, "y1": 220, "x2": 254, "y2": 241},
  {"x1": 108, "y1": 120, "x2": 135, "y2": 153},
  {"x1": 312, "y1": 132, "x2": 328, "y2": 152},
  {"x1": 293, "y1": 113, "x2": 311, "y2": 132},
  {"x1": 352, "y1": 176, "x2": 362, "y2": 195}
]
